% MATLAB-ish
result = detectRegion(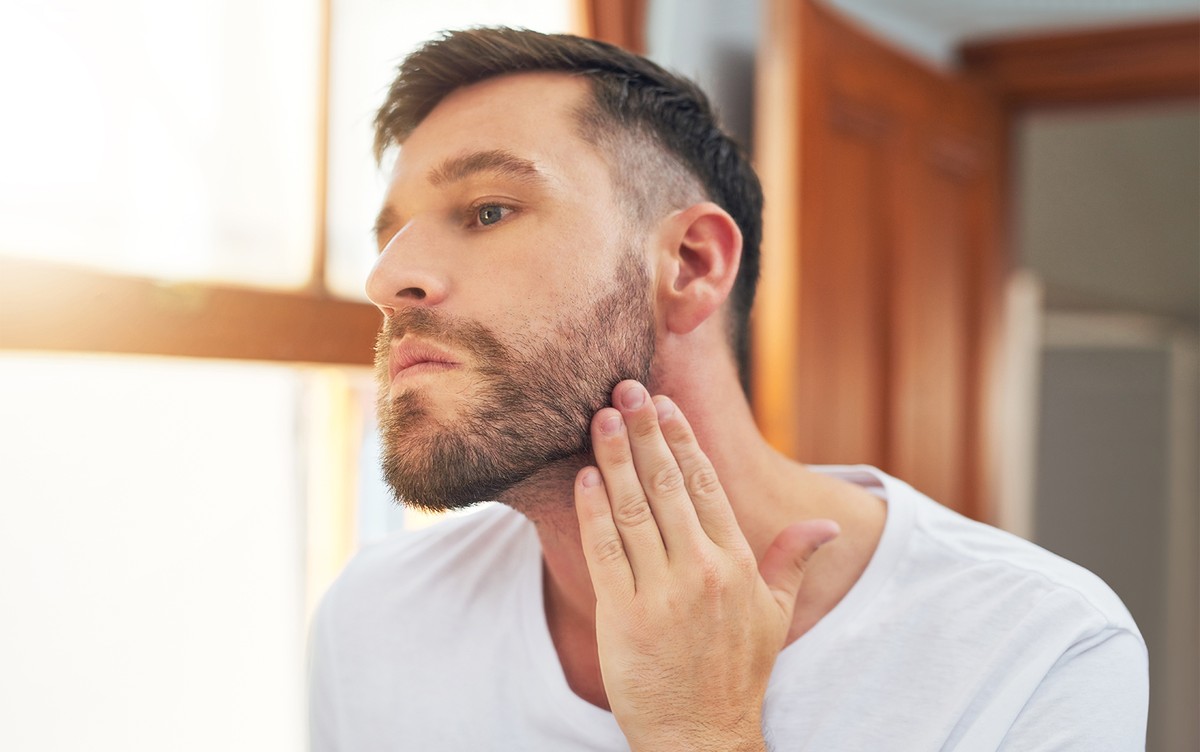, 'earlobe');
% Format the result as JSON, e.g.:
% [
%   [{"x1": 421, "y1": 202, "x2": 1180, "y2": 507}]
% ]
[{"x1": 659, "y1": 202, "x2": 742, "y2": 336}]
